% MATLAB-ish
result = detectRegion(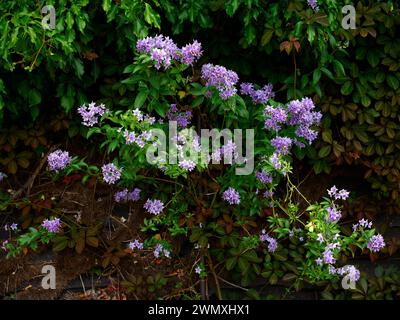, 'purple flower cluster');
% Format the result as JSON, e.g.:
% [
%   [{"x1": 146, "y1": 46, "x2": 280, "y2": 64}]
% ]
[
  {"x1": 42, "y1": 217, "x2": 61, "y2": 233},
  {"x1": 327, "y1": 185, "x2": 350, "y2": 200},
  {"x1": 323, "y1": 247, "x2": 336, "y2": 265},
  {"x1": 327, "y1": 205, "x2": 342, "y2": 223},
  {"x1": 78, "y1": 102, "x2": 108, "y2": 127},
  {"x1": 178, "y1": 159, "x2": 196, "y2": 172},
  {"x1": 166, "y1": 104, "x2": 192, "y2": 128},
  {"x1": 136, "y1": 35, "x2": 179, "y2": 69},
  {"x1": 256, "y1": 170, "x2": 272, "y2": 184},
  {"x1": 271, "y1": 137, "x2": 293, "y2": 155},
  {"x1": 144, "y1": 199, "x2": 165, "y2": 215},
  {"x1": 287, "y1": 98, "x2": 322, "y2": 144},
  {"x1": 321, "y1": 242, "x2": 341, "y2": 265},
  {"x1": 180, "y1": 40, "x2": 203, "y2": 65},
  {"x1": 201, "y1": 63, "x2": 239, "y2": 100},
  {"x1": 222, "y1": 187, "x2": 240, "y2": 205},
  {"x1": 154, "y1": 243, "x2": 170, "y2": 258},
  {"x1": 307, "y1": 0, "x2": 319, "y2": 12},
  {"x1": 260, "y1": 230, "x2": 278, "y2": 253},
  {"x1": 211, "y1": 140, "x2": 238, "y2": 164},
  {"x1": 128, "y1": 239, "x2": 144, "y2": 250},
  {"x1": 269, "y1": 153, "x2": 282, "y2": 170},
  {"x1": 240, "y1": 82, "x2": 274, "y2": 104},
  {"x1": 136, "y1": 35, "x2": 202, "y2": 69},
  {"x1": 337, "y1": 265, "x2": 360, "y2": 282},
  {"x1": 367, "y1": 234, "x2": 385, "y2": 253},
  {"x1": 264, "y1": 106, "x2": 287, "y2": 131},
  {"x1": 352, "y1": 218, "x2": 373, "y2": 232},
  {"x1": 114, "y1": 188, "x2": 141, "y2": 203},
  {"x1": 123, "y1": 129, "x2": 152, "y2": 148},
  {"x1": 102, "y1": 163, "x2": 122, "y2": 184},
  {"x1": 47, "y1": 149, "x2": 72, "y2": 172}
]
